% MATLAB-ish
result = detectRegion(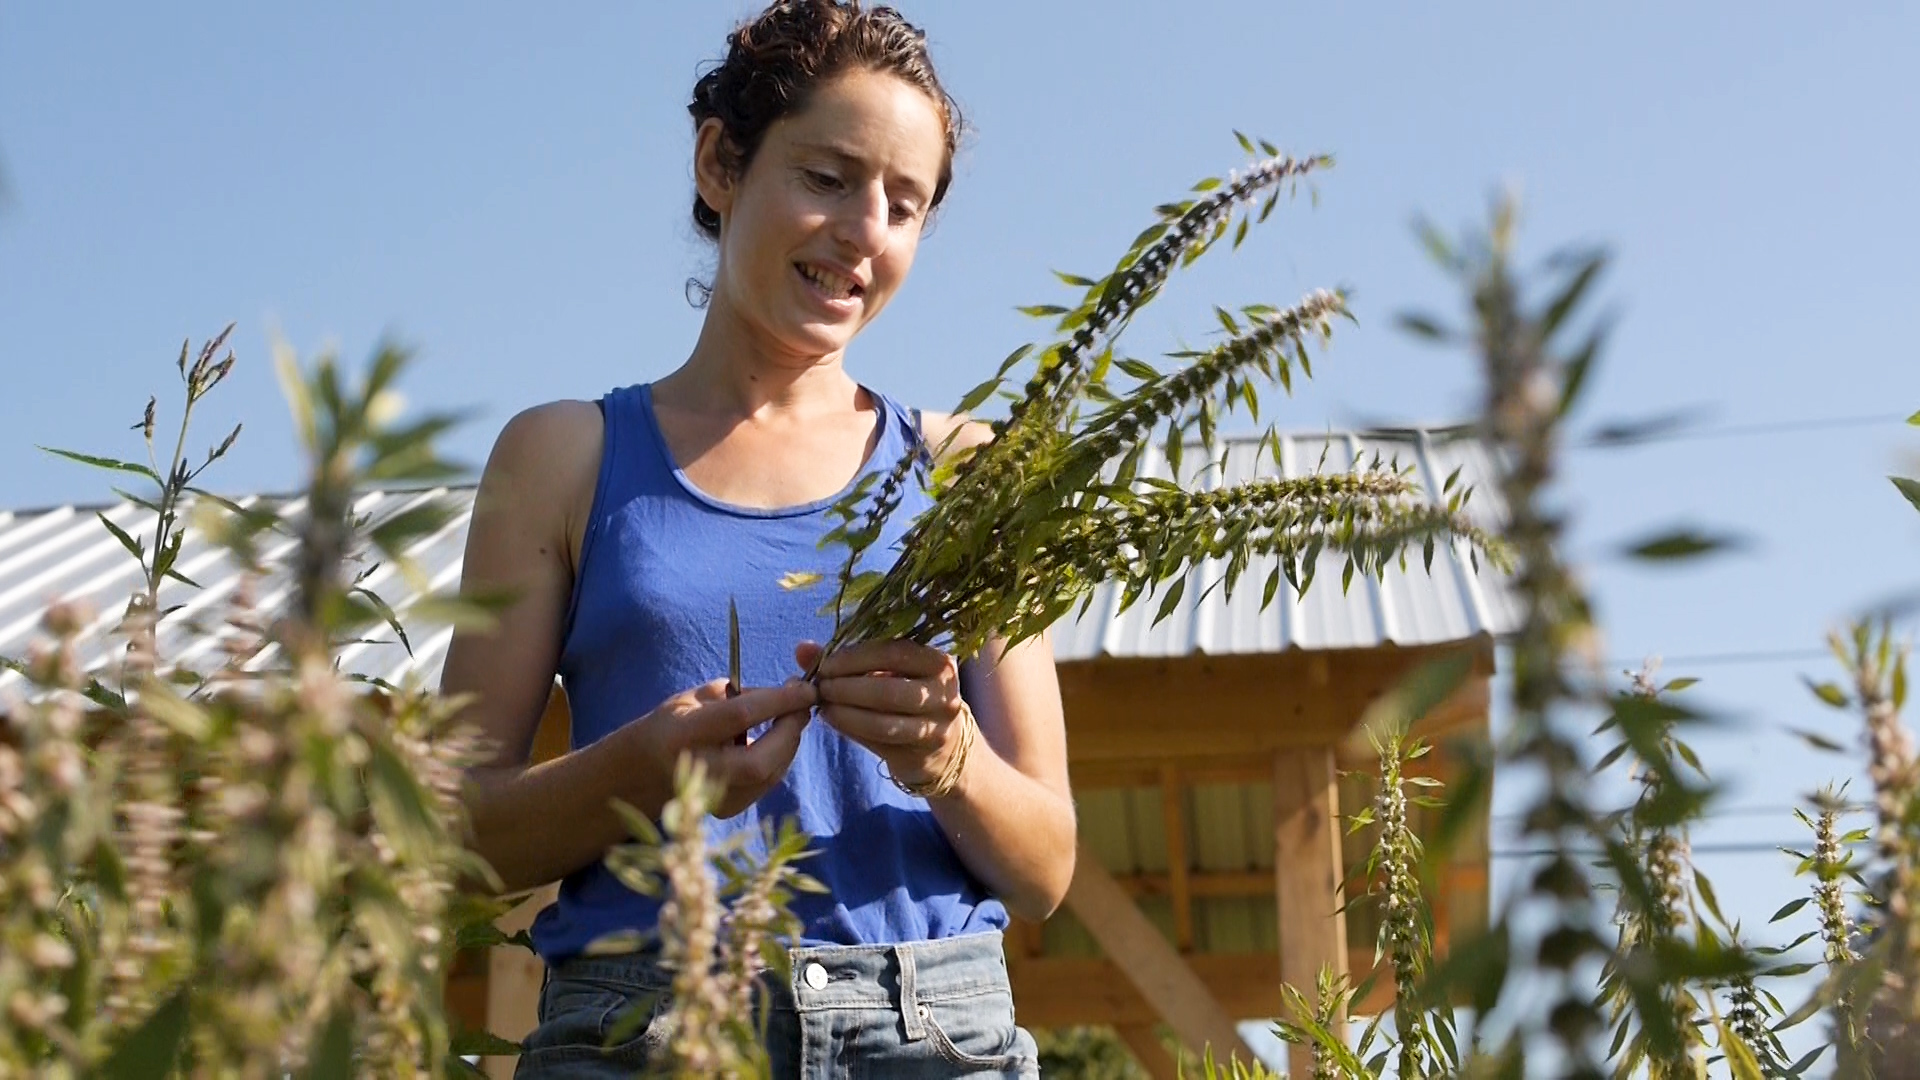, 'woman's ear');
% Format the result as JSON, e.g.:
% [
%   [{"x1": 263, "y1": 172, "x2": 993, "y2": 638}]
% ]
[{"x1": 693, "y1": 118, "x2": 736, "y2": 221}]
